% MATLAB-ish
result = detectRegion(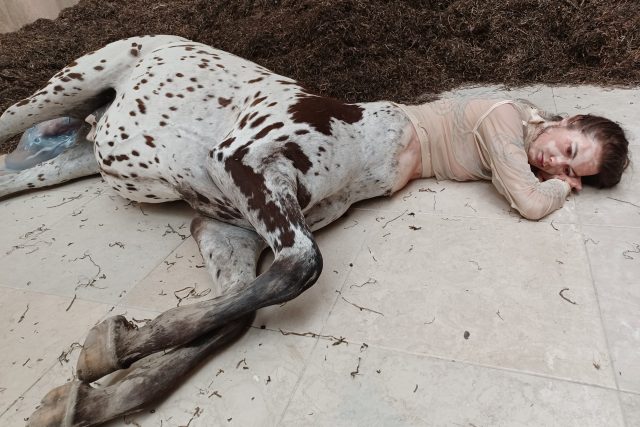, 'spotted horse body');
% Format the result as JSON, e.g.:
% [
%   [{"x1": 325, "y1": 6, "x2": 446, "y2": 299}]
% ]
[{"x1": 0, "y1": 35, "x2": 418, "y2": 426}]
